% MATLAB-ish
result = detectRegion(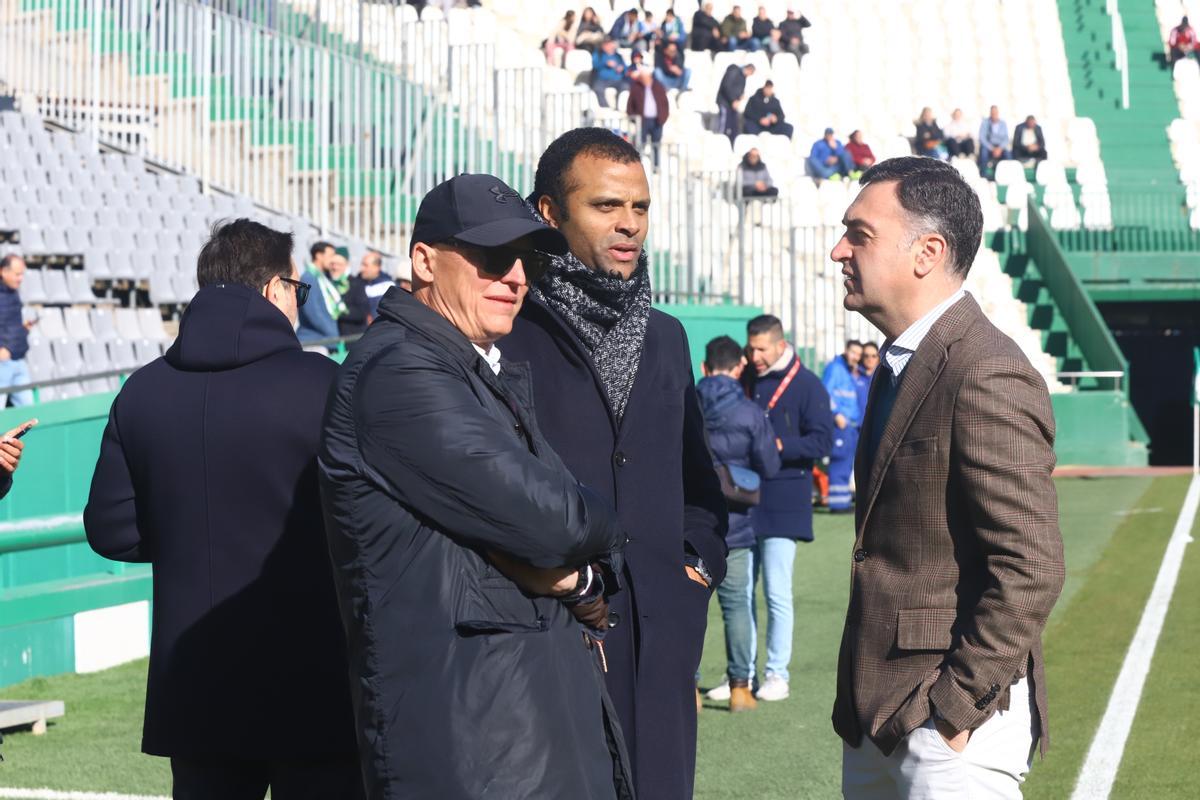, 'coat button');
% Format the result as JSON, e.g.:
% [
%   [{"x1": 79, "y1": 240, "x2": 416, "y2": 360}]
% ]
[
  {"x1": 607, "y1": 611, "x2": 620, "y2": 629},
  {"x1": 513, "y1": 423, "x2": 523, "y2": 436},
  {"x1": 614, "y1": 451, "x2": 628, "y2": 467},
  {"x1": 853, "y1": 549, "x2": 867, "y2": 563}
]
